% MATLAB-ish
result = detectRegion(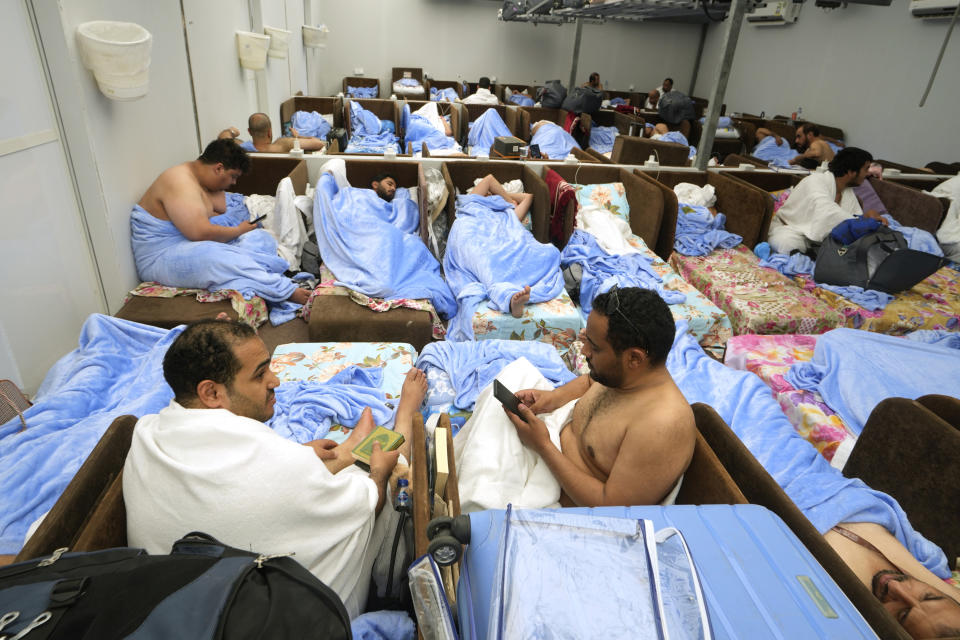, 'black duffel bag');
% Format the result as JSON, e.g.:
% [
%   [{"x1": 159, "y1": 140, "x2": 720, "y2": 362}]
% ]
[
  {"x1": 537, "y1": 80, "x2": 567, "y2": 109},
  {"x1": 561, "y1": 86, "x2": 603, "y2": 114},
  {"x1": 814, "y1": 226, "x2": 944, "y2": 294},
  {"x1": 0, "y1": 532, "x2": 351, "y2": 639}
]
